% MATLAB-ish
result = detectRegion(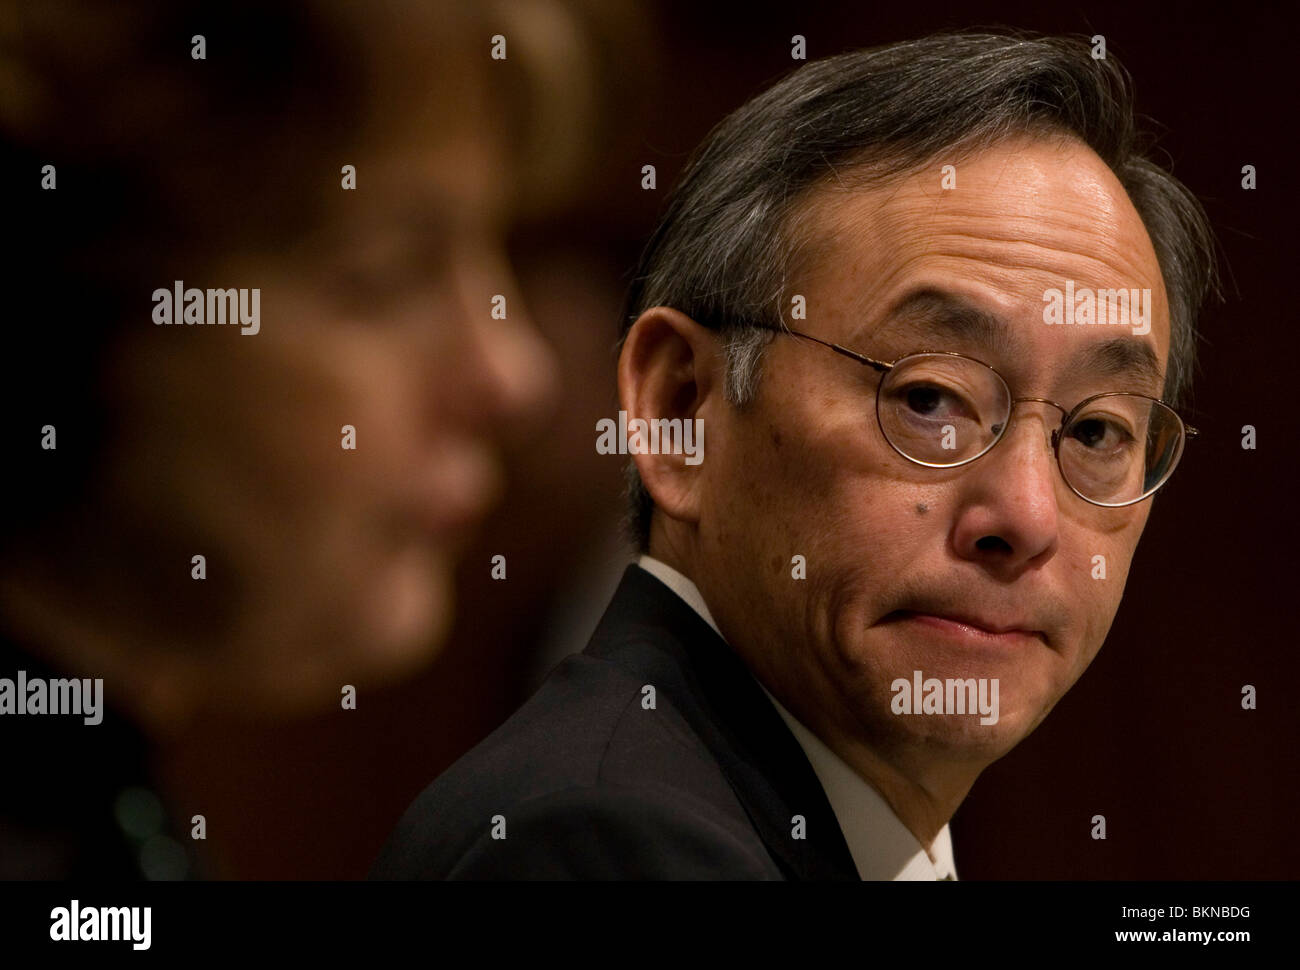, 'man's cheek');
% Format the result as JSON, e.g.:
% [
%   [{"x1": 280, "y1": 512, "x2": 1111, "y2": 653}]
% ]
[{"x1": 1095, "y1": 542, "x2": 1138, "y2": 617}]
